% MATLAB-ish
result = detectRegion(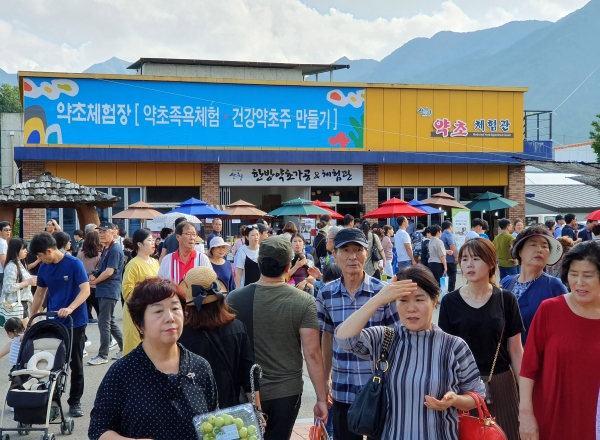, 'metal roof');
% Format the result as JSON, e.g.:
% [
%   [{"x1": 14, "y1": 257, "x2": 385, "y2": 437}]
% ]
[
  {"x1": 526, "y1": 184, "x2": 600, "y2": 211},
  {"x1": 127, "y1": 58, "x2": 350, "y2": 76}
]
